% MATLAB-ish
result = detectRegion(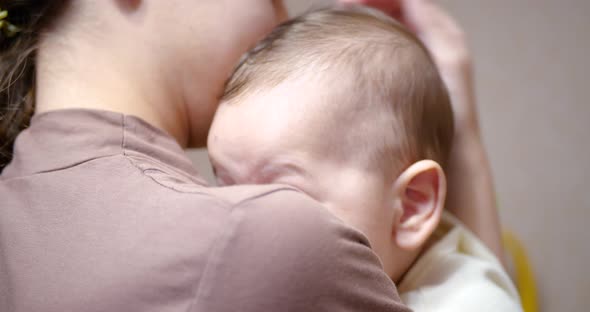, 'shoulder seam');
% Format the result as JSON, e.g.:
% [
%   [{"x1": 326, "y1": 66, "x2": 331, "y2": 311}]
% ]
[{"x1": 120, "y1": 114, "x2": 216, "y2": 196}]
